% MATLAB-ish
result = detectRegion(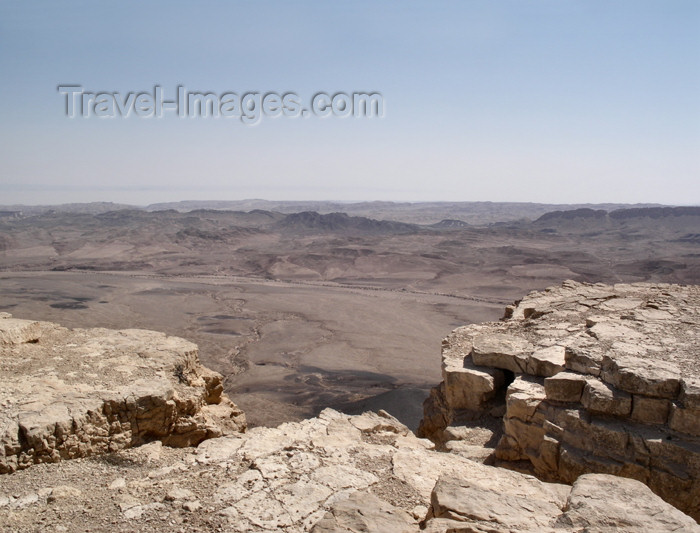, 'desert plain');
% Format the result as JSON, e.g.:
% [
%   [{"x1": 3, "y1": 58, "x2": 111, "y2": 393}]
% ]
[{"x1": 1, "y1": 202, "x2": 698, "y2": 428}]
